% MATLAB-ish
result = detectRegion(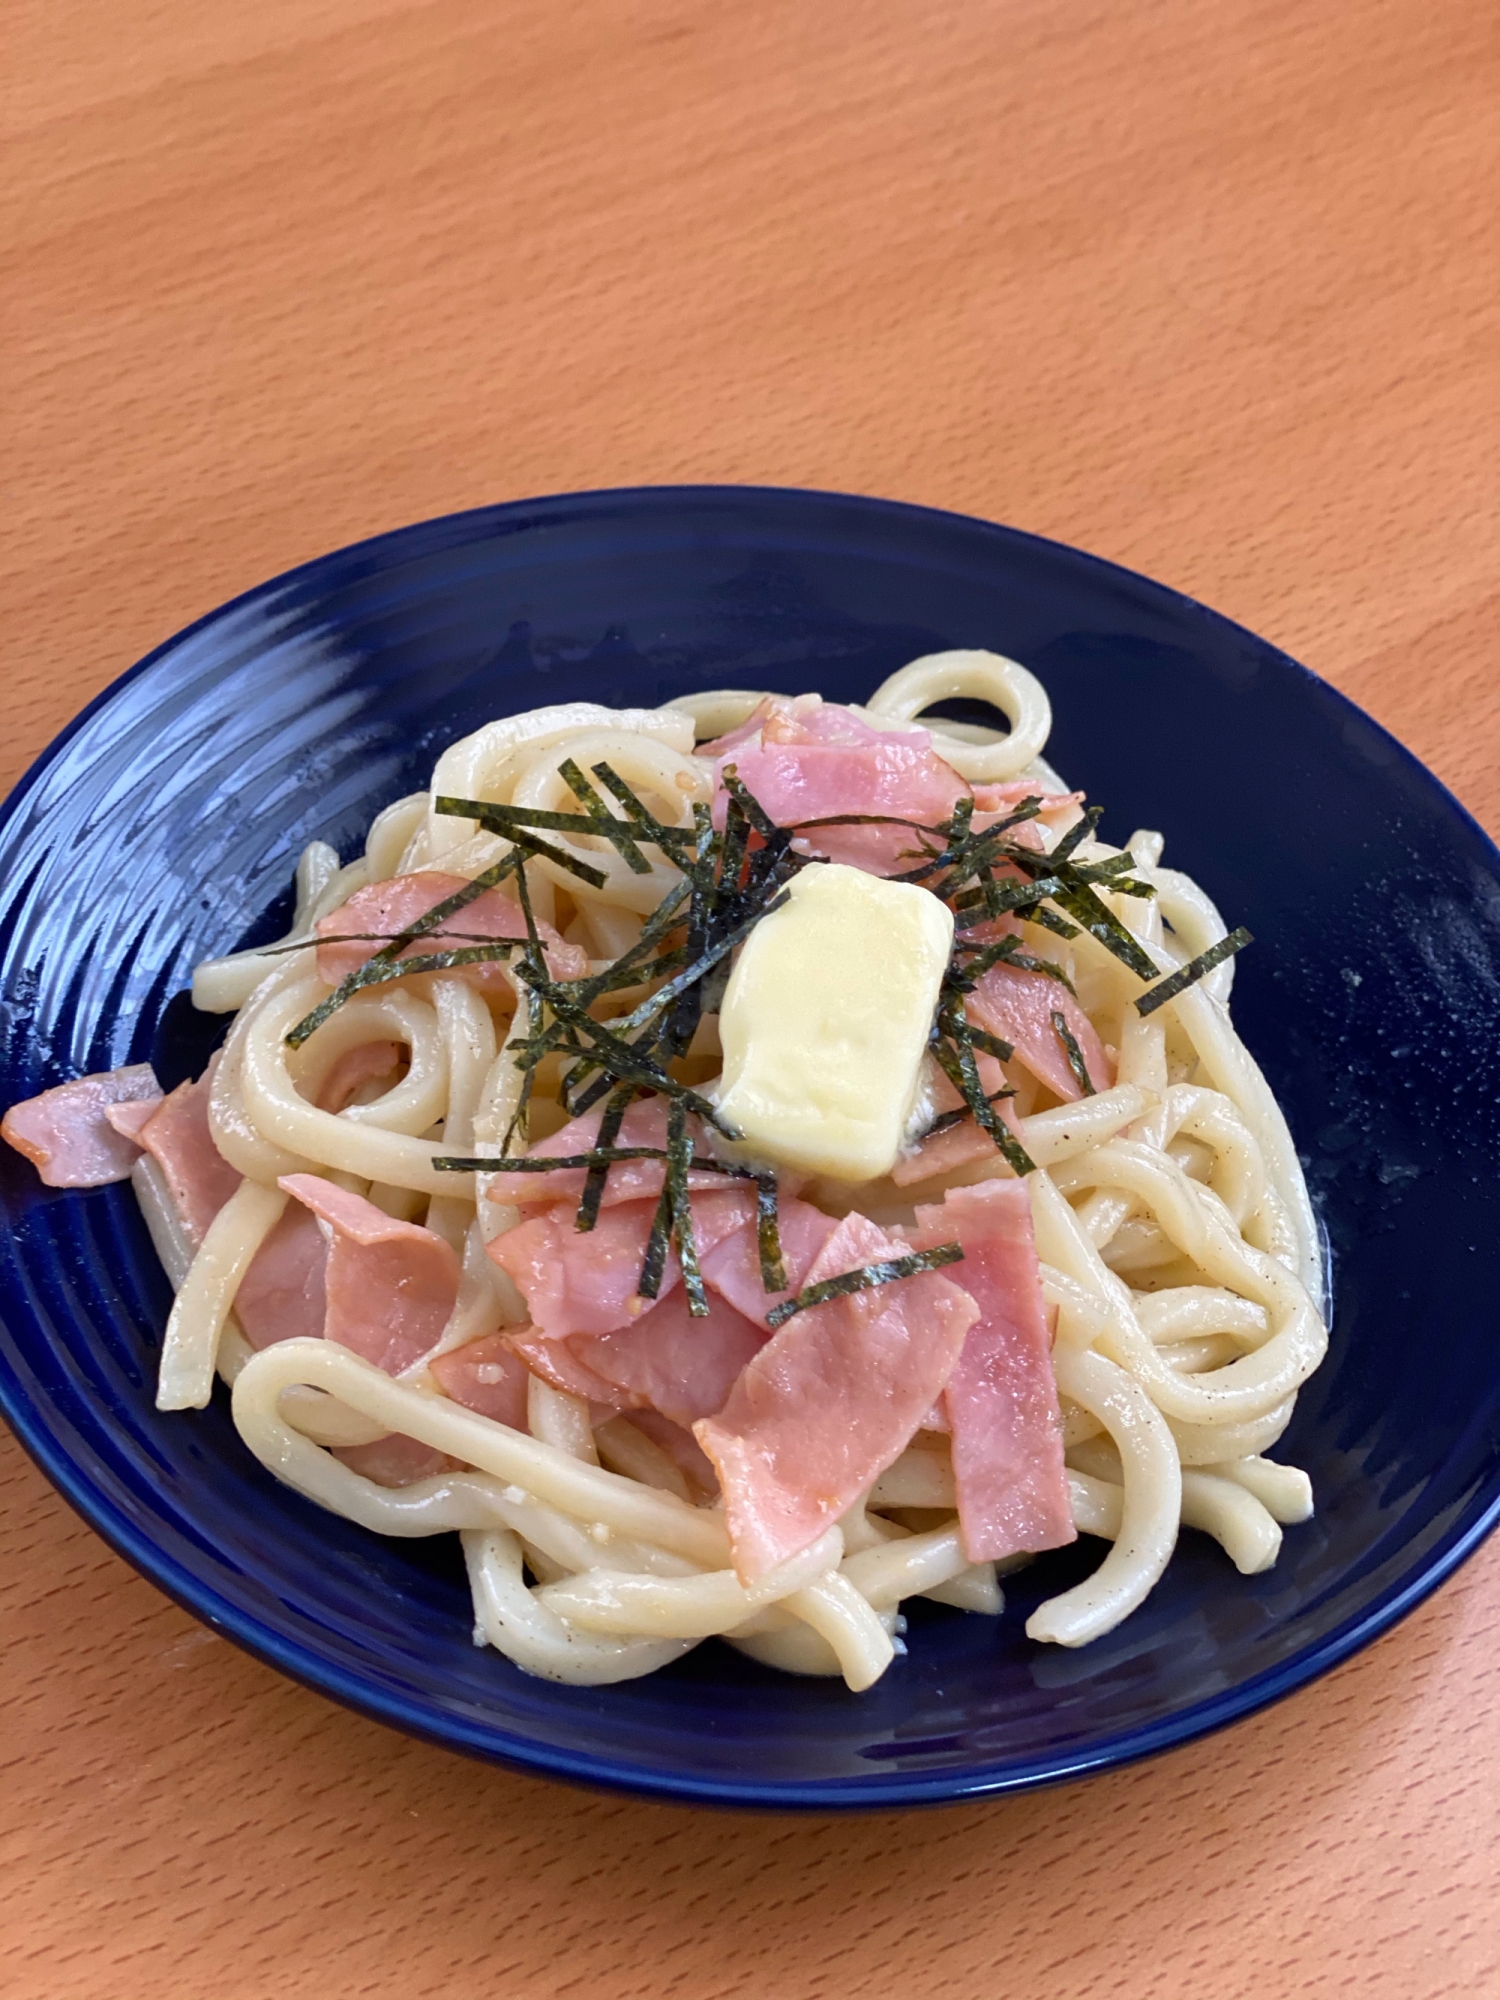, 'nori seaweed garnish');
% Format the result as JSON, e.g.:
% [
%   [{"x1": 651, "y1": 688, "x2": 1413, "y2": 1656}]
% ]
[
  {"x1": 1051, "y1": 1009, "x2": 1097, "y2": 1096},
  {"x1": 754, "y1": 1170, "x2": 787, "y2": 1292},
  {"x1": 763, "y1": 1242, "x2": 966, "y2": 1330},
  {"x1": 664, "y1": 1097, "x2": 708, "y2": 1316},
  {"x1": 576, "y1": 1083, "x2": 637, "y2": 1232},
  {"x1": 1134, "y1": 927, "x2": 1253, "y2": 1015}
]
